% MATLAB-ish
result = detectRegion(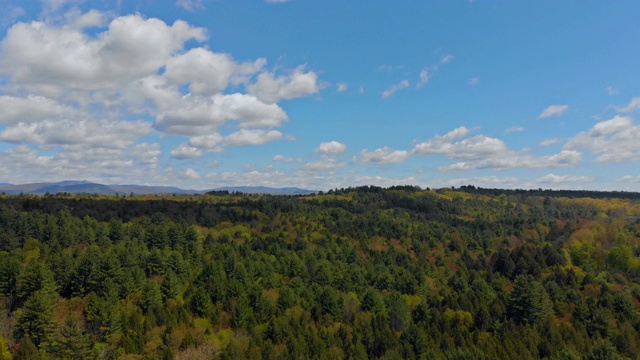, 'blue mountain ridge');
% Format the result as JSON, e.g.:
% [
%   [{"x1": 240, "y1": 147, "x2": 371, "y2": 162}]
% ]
[{"x1": 0, "y1": 181, "x2": 316, "y2": 195}]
